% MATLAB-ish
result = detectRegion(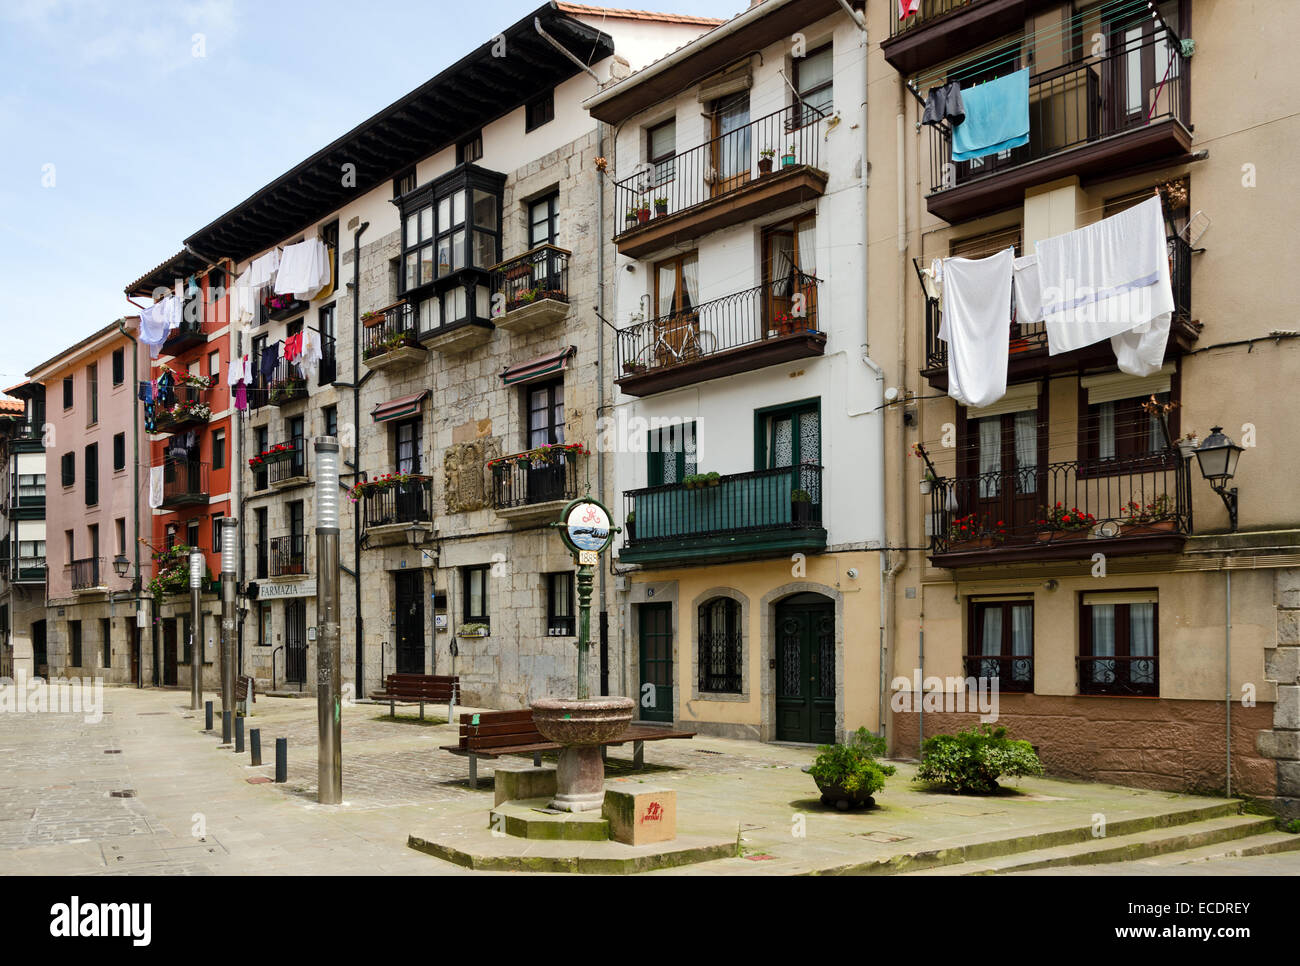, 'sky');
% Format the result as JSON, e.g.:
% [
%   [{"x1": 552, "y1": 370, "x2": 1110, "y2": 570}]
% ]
[{"x1": 0, "y1": 0, "x2": 746, "y2": 386}]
